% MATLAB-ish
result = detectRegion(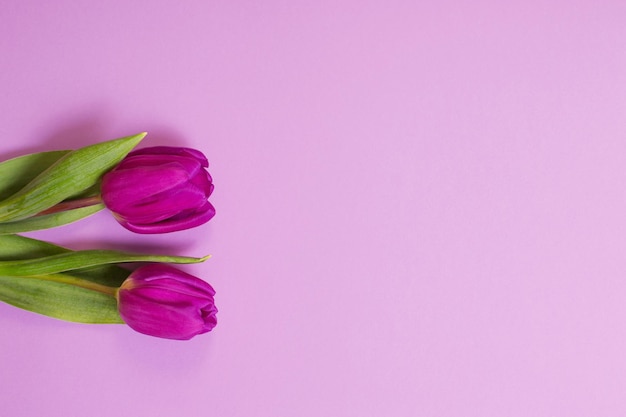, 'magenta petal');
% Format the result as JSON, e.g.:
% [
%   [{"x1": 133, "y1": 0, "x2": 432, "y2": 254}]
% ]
[
  {"x1": 128, "y1": 265, "x2": 216, "y2": 296},
  {"x1": 117, "y1": 265, "x2": 217, "y2": 340},
  {"x1": 119, "y1": 293, "x2": 213, "y2": 340},
  {"x1": 115, "y1": 154, "x2": 204, "y2": 174},
  {"x1": 112, "y1": 183, "x2": 209, "y2": 225},
  {"x1": 190, "y1": 170, "x2": 214, "y2": 196},
  {"x1": 127, "y1": 147, "x2": 208, "y2": 167},
  {"x1": 101, "y1": 146, "x2": 215, "y2": 234},
  {"x1": 122, "y1": 202, "x2": 215, "y2": 234},
  {"x1": 102, "y1": 165, "x2": 191, "y2": 212}
]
